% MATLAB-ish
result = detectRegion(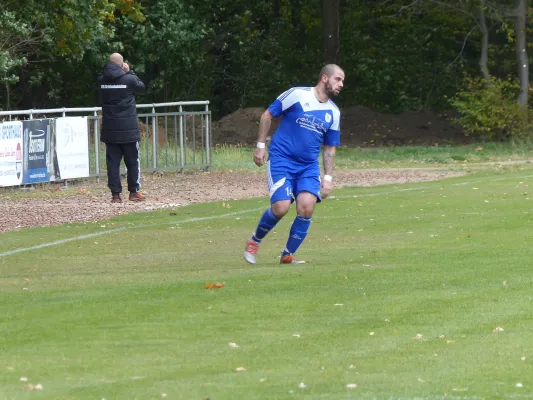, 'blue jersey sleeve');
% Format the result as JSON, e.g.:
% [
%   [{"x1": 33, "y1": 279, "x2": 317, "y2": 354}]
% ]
[
  {"x1": 324, "y1": 129, "x2": 340, "y2": 146},
  {"x1": 323, "y1": 106, "x2": 341, "y2": 146},
  {"x1": 267, "y1": 88, "x2": 300, "y2": 118}
]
